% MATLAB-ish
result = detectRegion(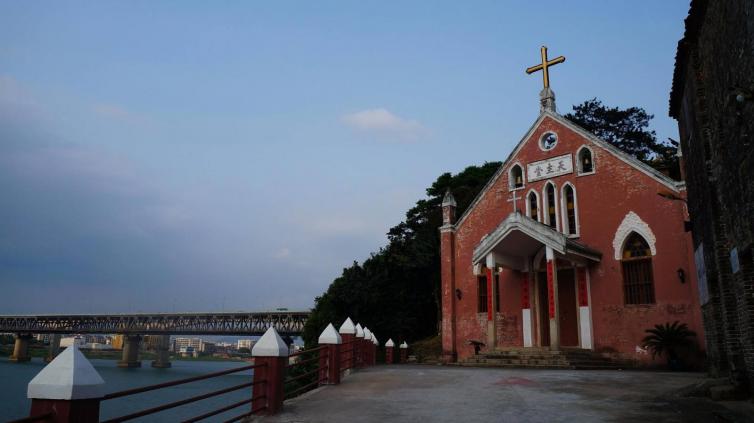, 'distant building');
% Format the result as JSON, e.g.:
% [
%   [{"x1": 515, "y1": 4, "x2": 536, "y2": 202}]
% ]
[
  {"x1": 60, "y1": 336, "x2": 86, "y2": 348},
  {"x1": 178, "y1": 346, "x2": 199, "y2": 358},
  {"x1": 34, "y1": 334, "x2": 51, "y2": 344},
  {"x1": 174, "y1": 337, "x2": 203, "y2": 353},
  {"x1": 199, "y1": 341, "x2": 216, "y2": 354},
  {"x1": 142, "y1": 335, "x2": 168, "y2": 352},
  {"x1": 237, "y1": 339, "x2": 254, "y2": 351},
  {"x1": 111, "y1": 335, "x2": 125, "y2": 350}
]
